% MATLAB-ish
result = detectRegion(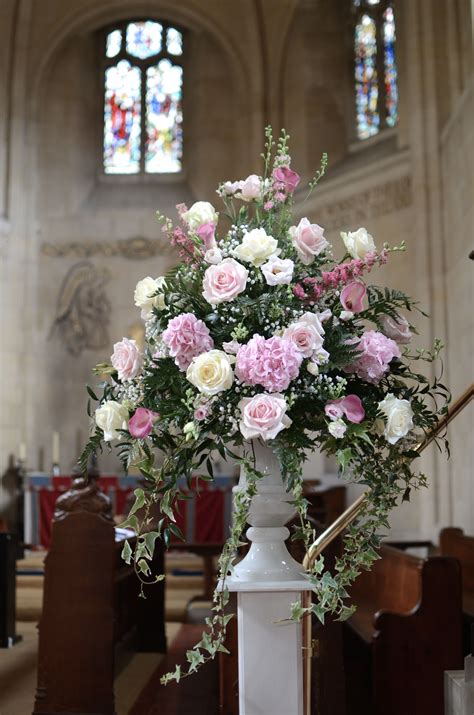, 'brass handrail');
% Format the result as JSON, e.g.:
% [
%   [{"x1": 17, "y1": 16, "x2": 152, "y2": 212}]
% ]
[{"x1": 303, "y1": 384, "x2": 474, "y2": 570}]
